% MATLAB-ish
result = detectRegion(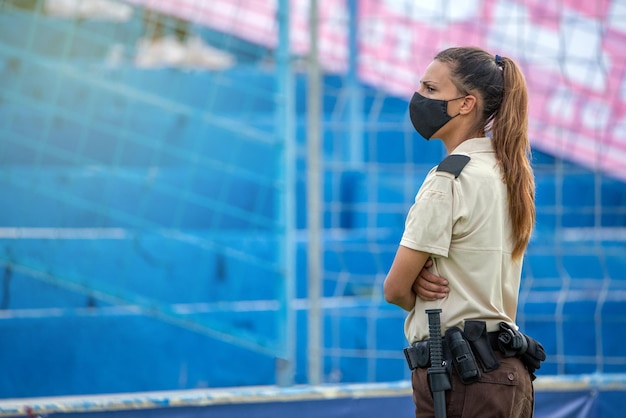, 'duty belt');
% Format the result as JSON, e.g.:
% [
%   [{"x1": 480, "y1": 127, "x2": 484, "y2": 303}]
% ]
[
  {"x1": 404, "y1": 331, "x2": 500, "y2": 370},
  {"x1": 404, "y1": 321, "x2": 547, "y2": 381},
  {"x1": 404, "y1": 331, "x2": 499, "y2": 370}
]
